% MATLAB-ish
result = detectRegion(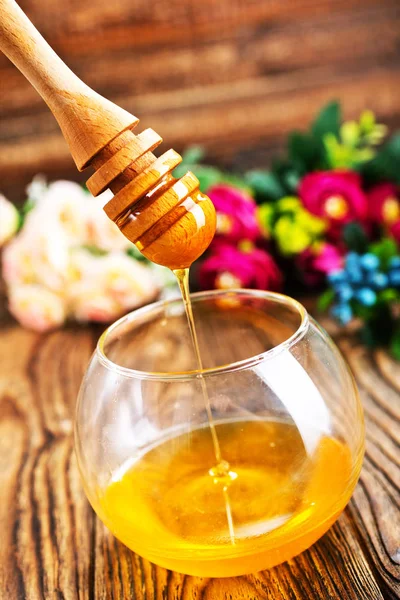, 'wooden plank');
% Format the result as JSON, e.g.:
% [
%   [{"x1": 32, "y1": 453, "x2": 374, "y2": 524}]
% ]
[
  {"x1": 338, "y1": 340, "x2": 400, "y2": 599},
  {"x1": 1, "y1": 63, "x2": 400, "y2": 196},
  {"x1": 0, "y1": 317, "x2": 395, "y2": 599},
  {"x1": 13, "y1": 0, "x2": 399, "y2": 54},
  {"x1": 2, "y1": 4, "x2": 399, "y2": 114}
]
